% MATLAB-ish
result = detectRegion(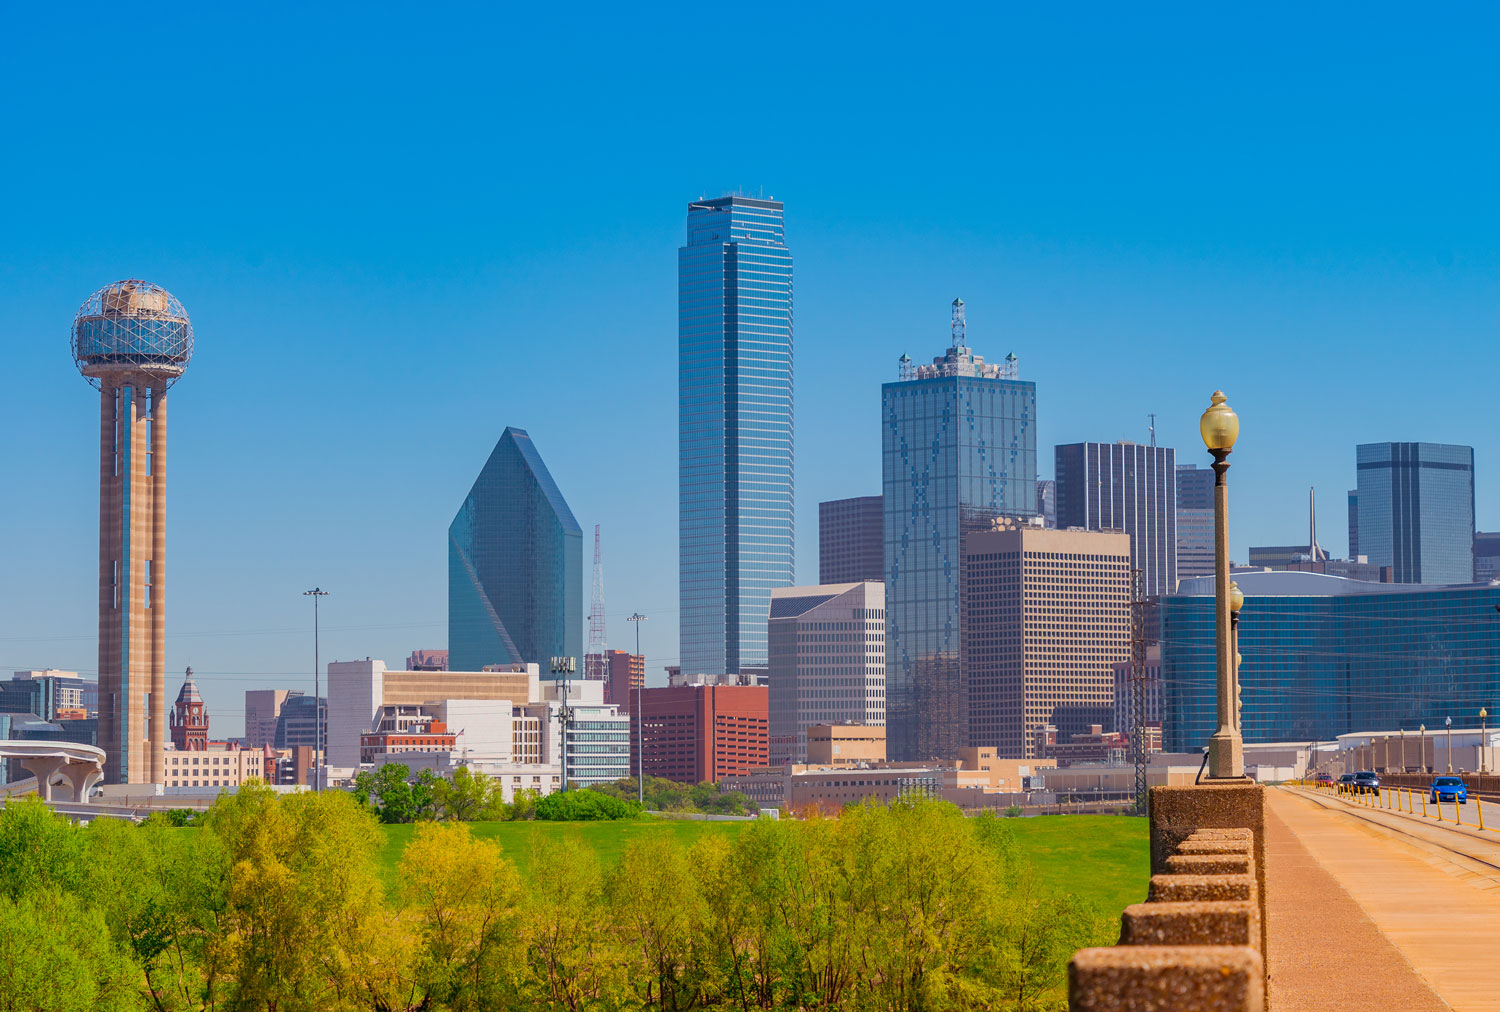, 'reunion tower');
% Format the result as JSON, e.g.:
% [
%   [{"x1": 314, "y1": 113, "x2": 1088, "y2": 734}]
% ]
[{"x1": 72, "y1": 281, "x2": 194, "y2": 784}]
